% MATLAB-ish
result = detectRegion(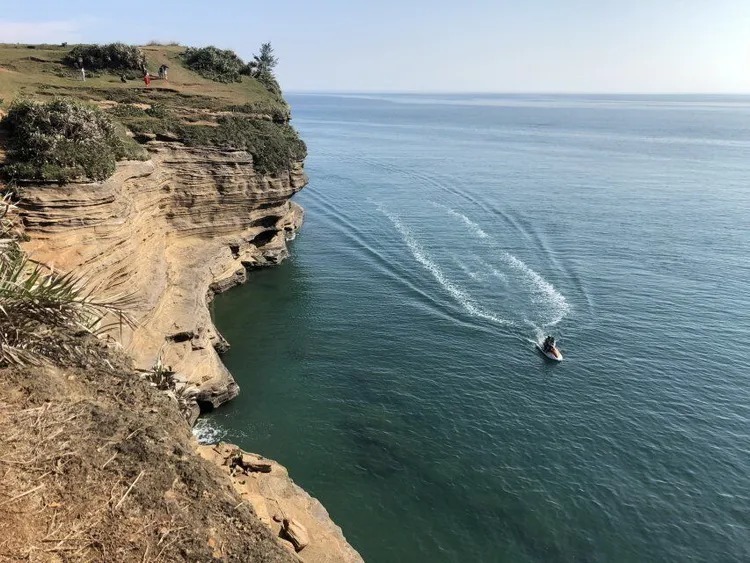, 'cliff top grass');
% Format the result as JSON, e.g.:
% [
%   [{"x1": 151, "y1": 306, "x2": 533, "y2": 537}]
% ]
[
  {"x1": 0, "y1": 43, "x2": 285, "y2": 115},
  {"x1": 0, "y1": 43, "x2": 304, "y2": 179}
]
